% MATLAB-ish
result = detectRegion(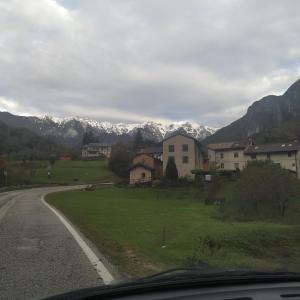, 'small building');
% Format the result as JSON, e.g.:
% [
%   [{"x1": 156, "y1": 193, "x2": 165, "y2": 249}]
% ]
[
  {"x1": 244, "y1": 142, "x2": 300, "y2": 177},
  {"x1": 129, "y1": 153, "x2": 163, "y2": 184},
  {"x1": 207, "y1": 141, "x2": 248, "y2": 171},
  {"x1": 60, "y1": 155, "x2": 72, "y2": 161},
  {"x1": 162, "y1": 133, "x2": 202, "y2": 178},
  {"x1": 82, "y1": 143, "x2": 112, "y2": 159}
]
